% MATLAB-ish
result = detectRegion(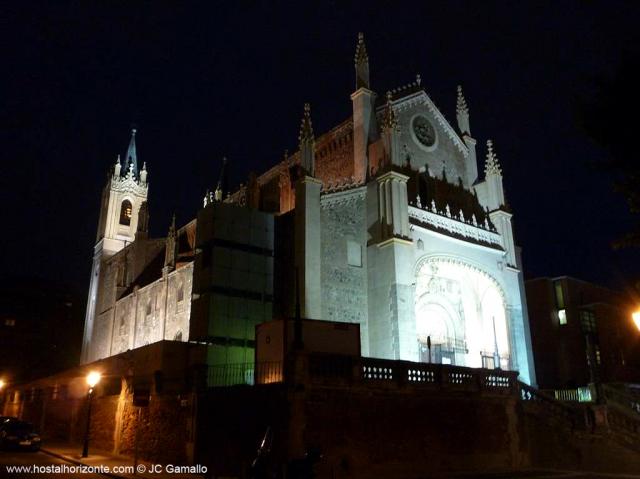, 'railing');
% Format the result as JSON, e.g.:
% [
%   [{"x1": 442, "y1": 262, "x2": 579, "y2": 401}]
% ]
[
  {"x1": 207, "y1": 361, "x2": 283, "y2": 387},
  {"x1": 205, "y1": 354, "x2": 518, "y2": 396},
  {"x1": 549, "y1": 386, "x2": 593, "y2": 403},
  {"x1": 519, "y1": 382, "x2": 585, "y2": 430},
  {"x1": 309, "y1": 353, "x2": 518, "y2": 396}
]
